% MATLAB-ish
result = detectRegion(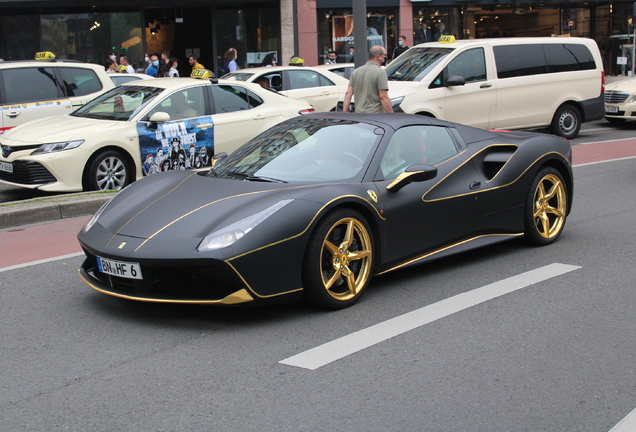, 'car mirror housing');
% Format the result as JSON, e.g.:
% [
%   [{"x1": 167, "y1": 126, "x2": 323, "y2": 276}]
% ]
[
  {"x1": 149, "y1": 112, "x2": 171, "y2": 123},
  {"x1": 386, "y1": 164, "x2": 438, "y2": 192},
  {"x1": 212, "y1": 152, "x2": 228, "y2": 167},
  {"x1": 445, "y1": 75, "x2": 466, "y2": 87}
]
